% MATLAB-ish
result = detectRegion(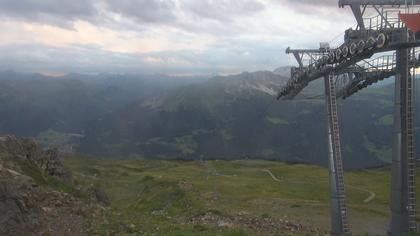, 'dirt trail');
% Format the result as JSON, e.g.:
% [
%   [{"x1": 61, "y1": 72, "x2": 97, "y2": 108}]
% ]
[
  {"x1": 347, "y1": 186, "x2": 376, "y2": 203},
  {"x1": 262, "y1": 169, "x2": 376, "y2": 203}
]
